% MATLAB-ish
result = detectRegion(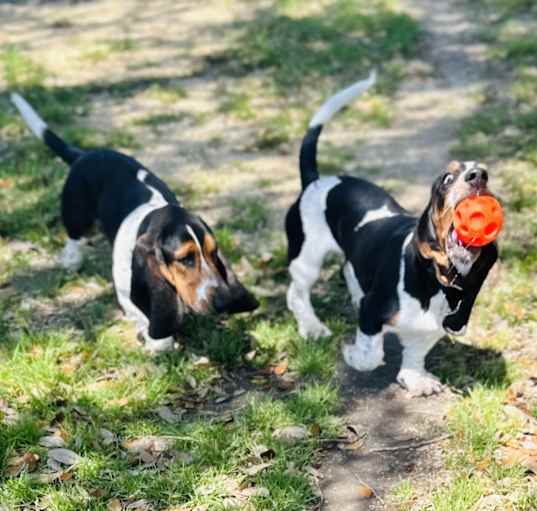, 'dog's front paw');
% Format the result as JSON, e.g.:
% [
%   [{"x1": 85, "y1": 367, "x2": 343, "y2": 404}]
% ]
[
  {"x1": 342, "y1": 342, "x2": 384, "y2": 372},
  {"x1": 298, "y1": 320, "x2": 332, "y2": 340},
  {"x1": 397, "y1": 368, "x2": 443, "y2": 397},
  {"x1": 143, "y1": 336, "x2": 175, "y2": 355},
  {"x1": 445, "y1": 324, "x2": 467, "y2": 337}
]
